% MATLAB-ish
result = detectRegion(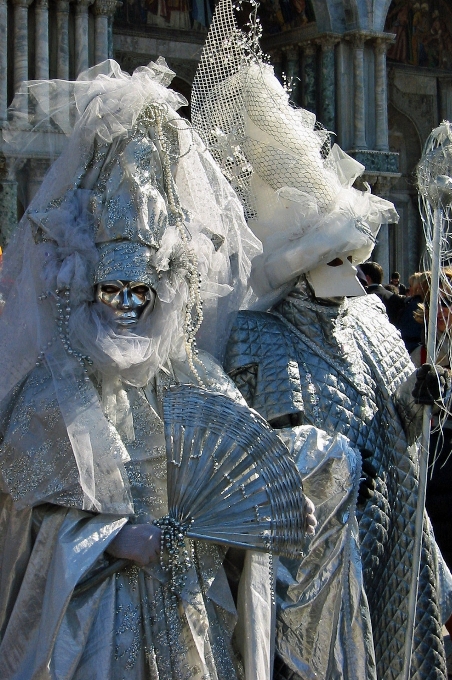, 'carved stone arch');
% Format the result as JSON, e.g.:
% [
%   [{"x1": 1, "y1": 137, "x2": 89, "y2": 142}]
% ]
[
  {"x1": 322, "y1": 0, "x2": 380, "y2": 33},
  {"x1": 348, "y1": 0, "x2": 371, "y2": 30},
  {"x1": 343, "y1": 0, "x2": 392, "y2": 31},
  {"x1": 387, "y1": 103, "x2": 423, "y2": 282},
  {"x1": 373, "y1": 0, "x2": 393, "y2": 32},
  {"x1": 388, "y1": 70, "x2": 437, "y2": 146},
  {"x1": 388, "y1": 102, "x2": 422, "y2": 176},
  {"x1": 317, "y1": 0, "x2": 392, "y2": 32},
  {"x1": 308, "y1": 0, "x2": 344, "y2": 33}
]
